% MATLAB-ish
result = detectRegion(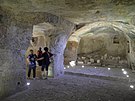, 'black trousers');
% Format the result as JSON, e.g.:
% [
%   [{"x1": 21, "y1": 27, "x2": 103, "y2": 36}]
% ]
[
  {"x1": 37, "y1": 60, "x2": 42, "y2": 66},
  {"x1": 28, "y1": 66, "x2": 36, "y2": 78},
  {"x1": 41, "y1": 63, "x2": 50, "y2": 71}
]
